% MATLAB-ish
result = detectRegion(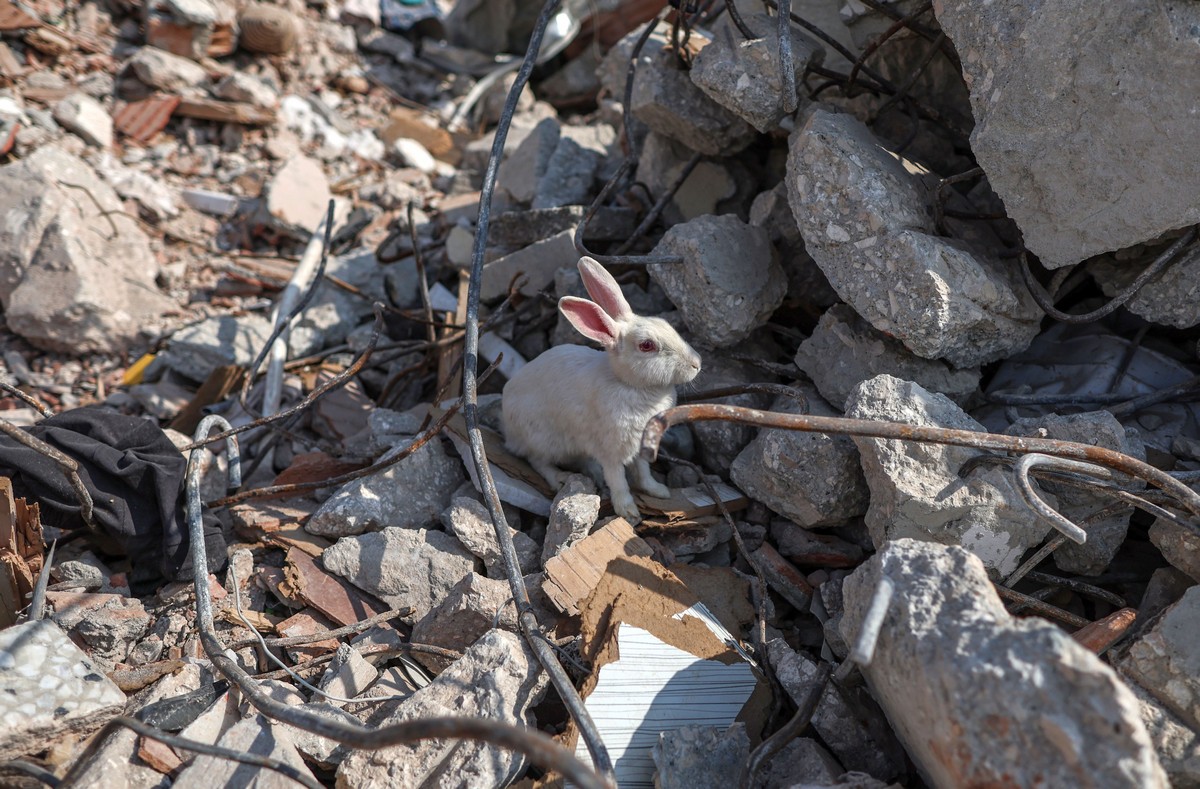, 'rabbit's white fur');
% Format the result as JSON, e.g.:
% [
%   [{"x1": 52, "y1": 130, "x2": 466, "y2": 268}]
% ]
[{"x1": 502, "y1": 257, "x2": 701, "y2": 523}]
